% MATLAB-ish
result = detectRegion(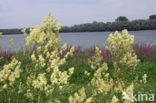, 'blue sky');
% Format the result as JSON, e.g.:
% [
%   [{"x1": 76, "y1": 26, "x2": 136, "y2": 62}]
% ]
[{"x1": 0, "y1": 0, "x2": 156, "y2": 29}]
